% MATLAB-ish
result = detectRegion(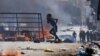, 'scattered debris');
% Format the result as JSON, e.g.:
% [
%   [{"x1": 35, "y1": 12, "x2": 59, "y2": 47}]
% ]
[
  {"x1": 21, "y1": 52, "x2": 25, "y2": 55},
  {"x1": 60, "y1": 48, "x2": 70, "y2": 51},
  {"x1": 44, "y1": 48, "x2": 54, "y2": 52}
]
